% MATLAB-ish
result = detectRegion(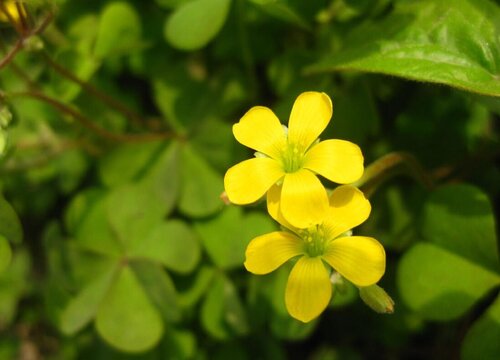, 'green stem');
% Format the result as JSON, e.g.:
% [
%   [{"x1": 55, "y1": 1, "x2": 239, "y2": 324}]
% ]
[{"x1": 352, "y1": 152, "x2": 434, "y2": 198}]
